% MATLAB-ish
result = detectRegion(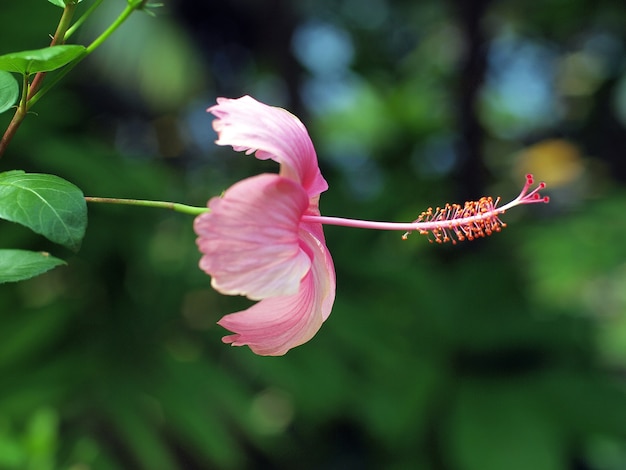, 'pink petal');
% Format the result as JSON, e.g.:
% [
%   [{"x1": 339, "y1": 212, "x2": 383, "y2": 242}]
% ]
[
  {"x1": 194, "y1": 173, "x2": 312, "y2": 300},
  {"x1": 218, "y1": 228, "x2": 336, "y2": 356},
  {"x1": 303, "y1": 224, "x2": 336, "y2": 322},
  {"x1": 208, "y1": 96, "x2": 328, "y2": 198}
]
